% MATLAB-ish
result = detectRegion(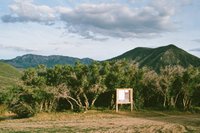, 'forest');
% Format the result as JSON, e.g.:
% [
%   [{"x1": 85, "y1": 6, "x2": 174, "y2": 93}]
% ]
[{"x1": 1, "y1": 60, "x2": 200, "y2": 118}]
